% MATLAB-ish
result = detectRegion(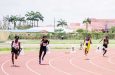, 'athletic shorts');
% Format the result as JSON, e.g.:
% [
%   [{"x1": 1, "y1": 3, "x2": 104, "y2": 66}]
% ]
[
  {"x1": 40, "y1": 46, "x2": 47, "y2": 51},
  {"x1": 11, "y1": 47, "x2": 19, "y2": 55},
  {"x1": 86, "y1": 43, "x2": 88, "y2": 46},
  {"x1": 103, "y1": 44, "x2": 108, "y2": 48}
]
